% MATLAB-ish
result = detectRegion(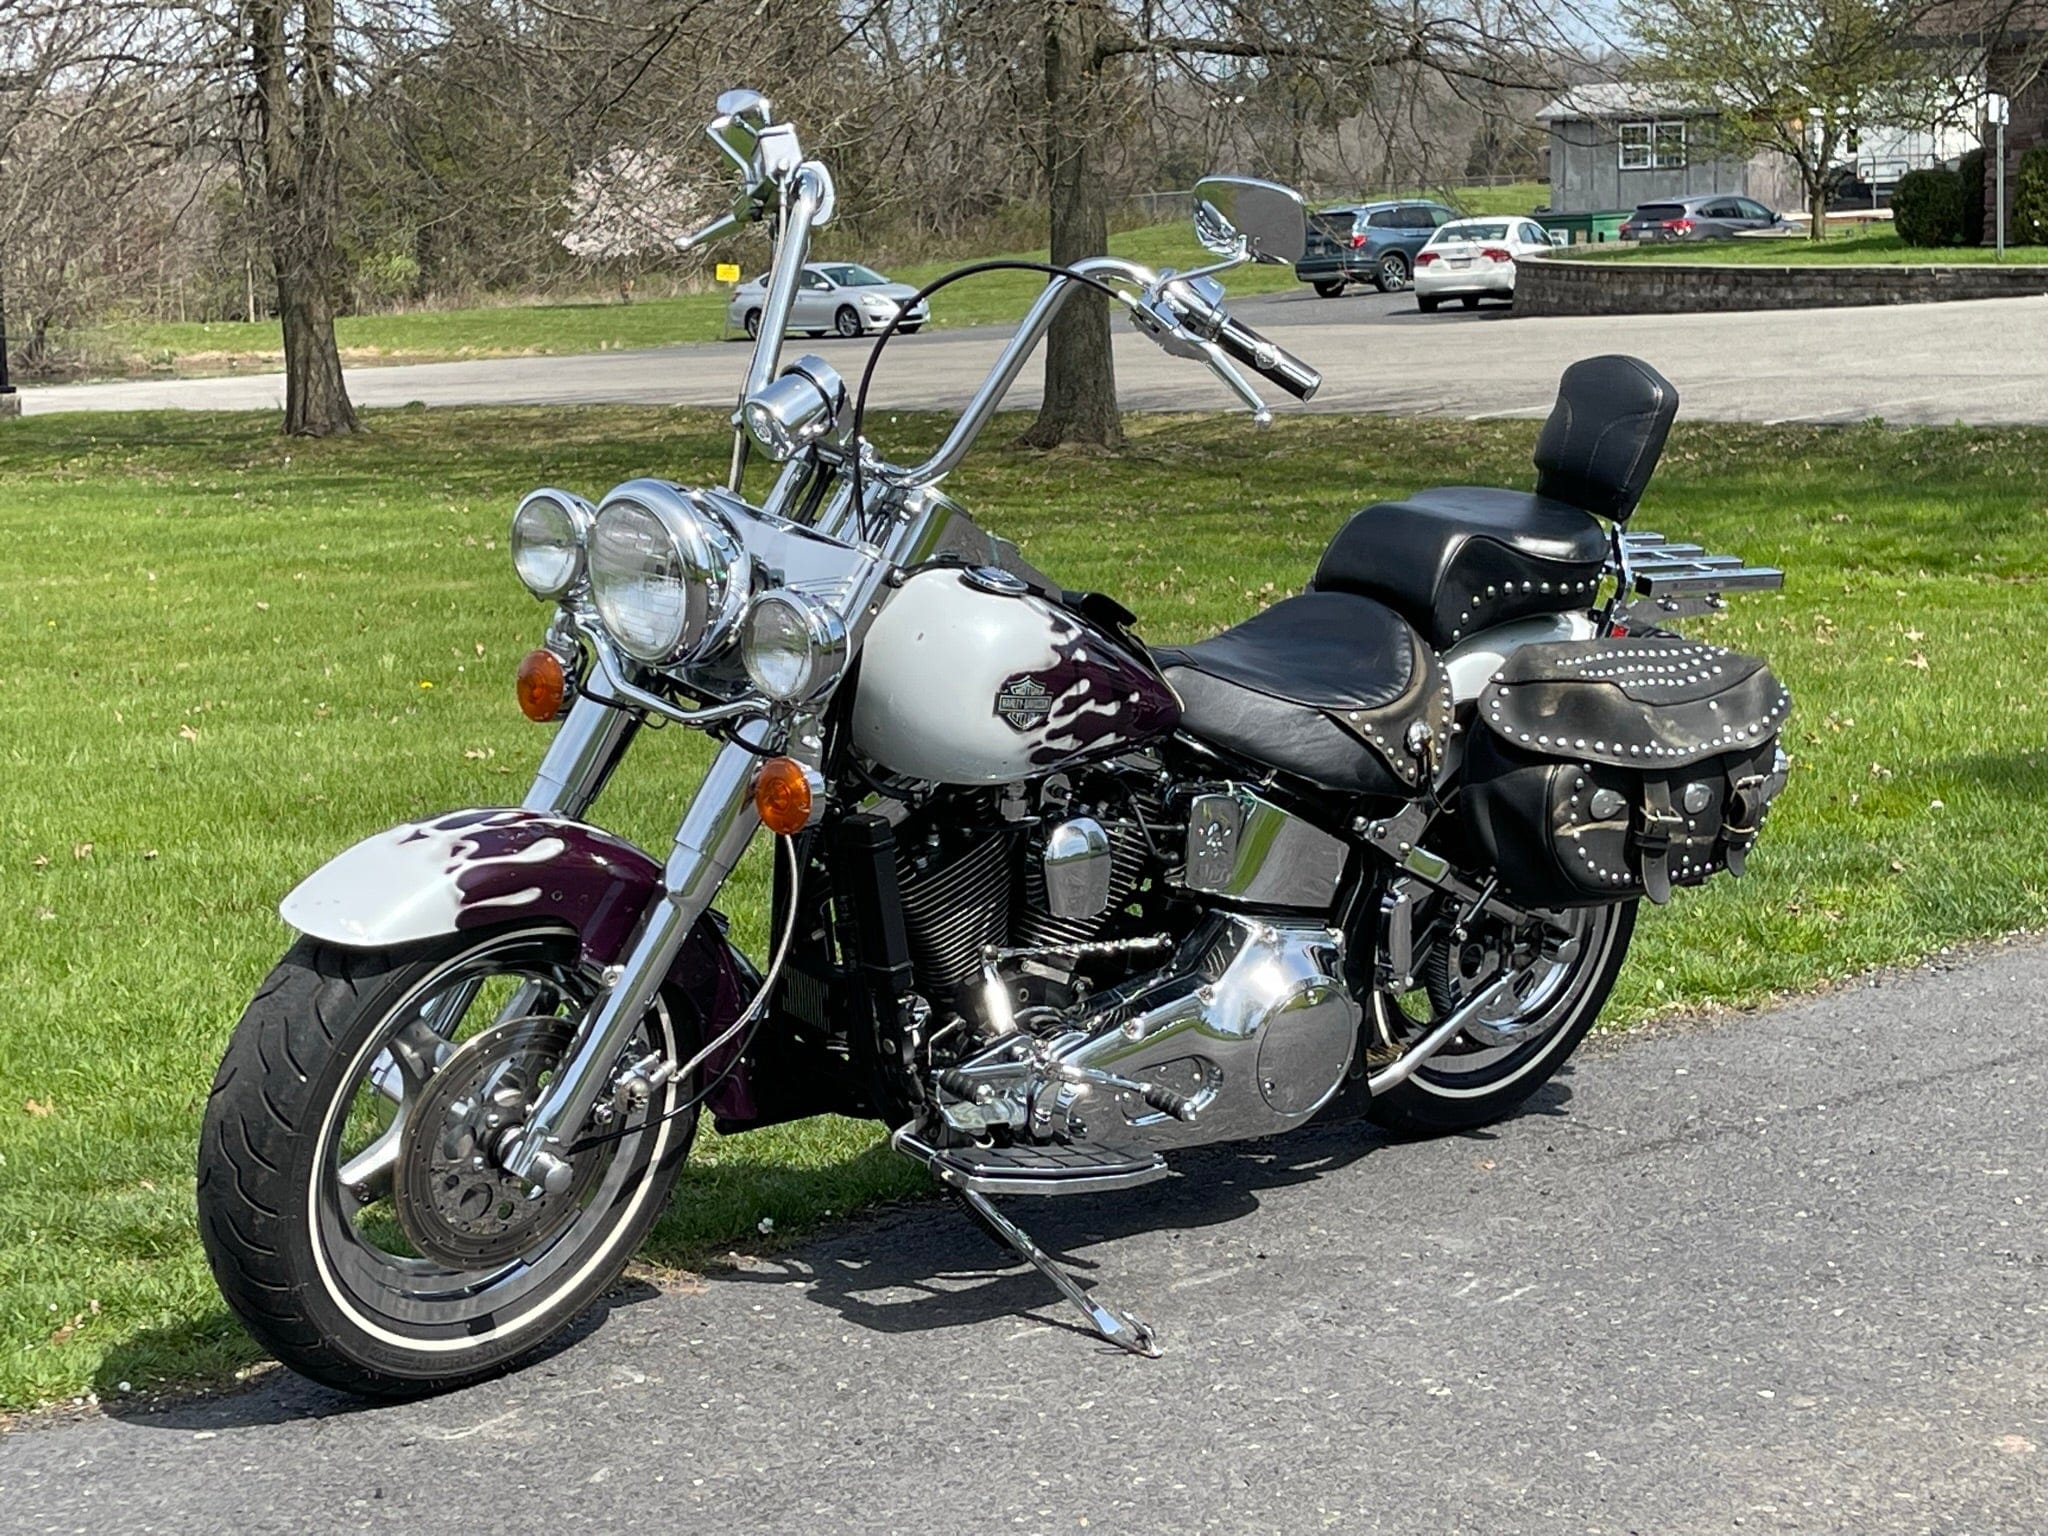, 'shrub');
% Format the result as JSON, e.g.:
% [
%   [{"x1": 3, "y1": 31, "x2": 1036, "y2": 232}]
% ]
[
  {"x1": 1891, "y1": 167, "x2": 1965, "y2": 247},
  {"x1": 2014, "y1": 146, "x2": 2048, "y2": 246},
  {"x1": 1959, "y1": 148, "x2": 1986, "y2": 246}
]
